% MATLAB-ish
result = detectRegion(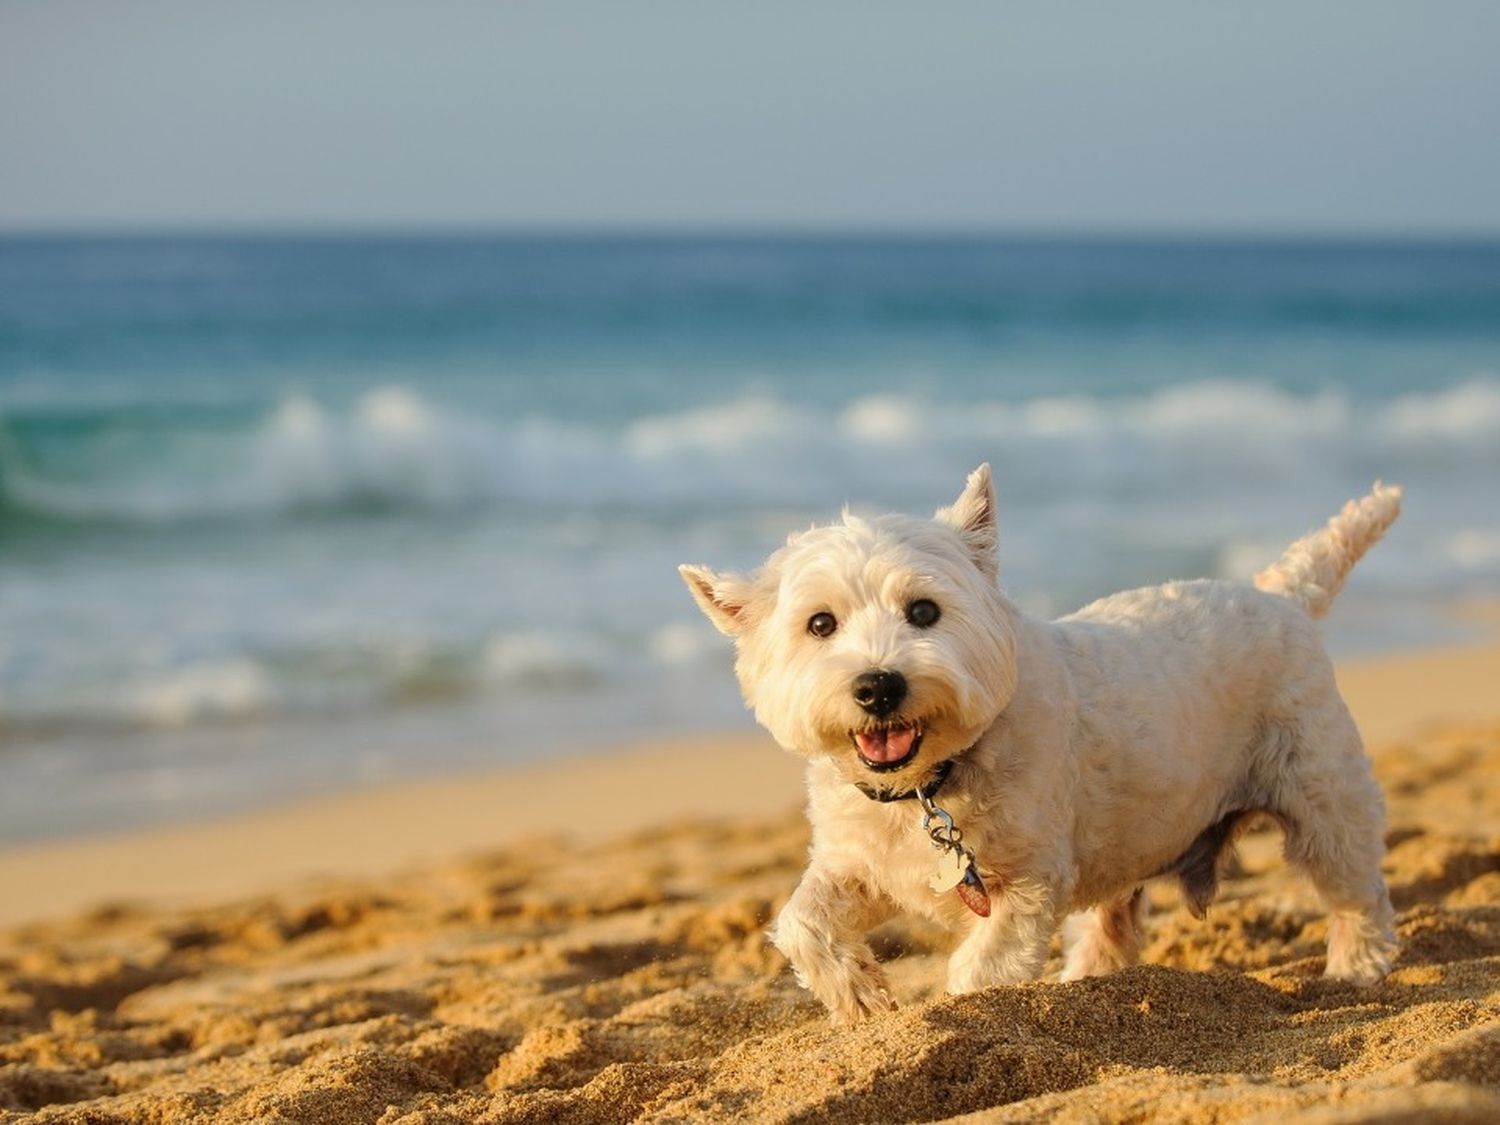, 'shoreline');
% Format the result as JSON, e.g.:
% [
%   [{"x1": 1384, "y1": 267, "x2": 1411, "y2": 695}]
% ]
[
  {"x1": 1, "y1": 635, "x2": 1497, "y2": 929},
  {"x1": 0, "y1": 731, "x2": 798, "y2": 929}
]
